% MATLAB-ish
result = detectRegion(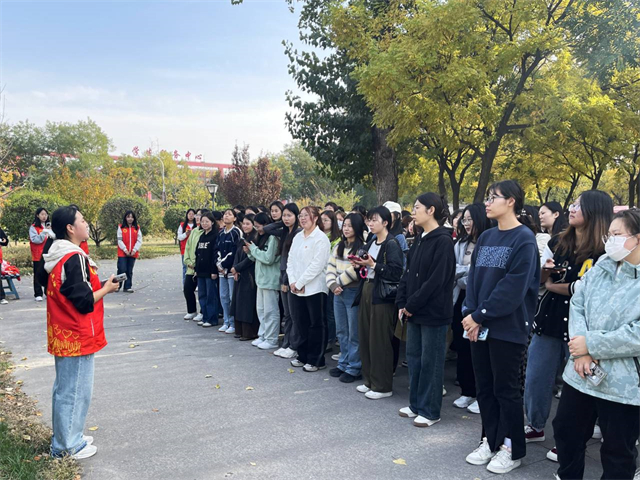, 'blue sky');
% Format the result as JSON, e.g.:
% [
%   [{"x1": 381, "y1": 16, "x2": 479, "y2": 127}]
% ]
[{"x1": 1, "y1": 0, "x2": 304, "y2": 163}]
